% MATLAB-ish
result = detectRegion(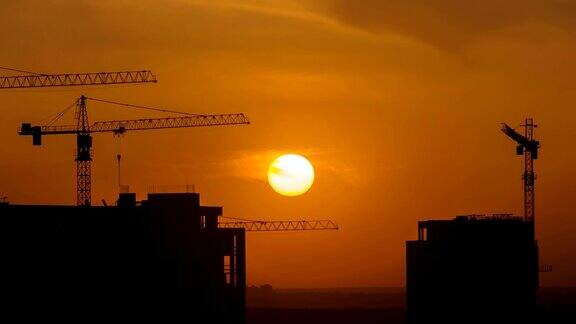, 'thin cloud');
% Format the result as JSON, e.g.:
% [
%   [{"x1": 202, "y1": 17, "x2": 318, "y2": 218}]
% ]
[
  {"x1": 307, "y1": 0, "x2": 576, "y2": 50},
  {"x1": 182, "y1": 0, "x2": 382, "y2": 41}
]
